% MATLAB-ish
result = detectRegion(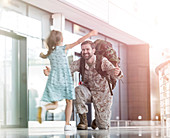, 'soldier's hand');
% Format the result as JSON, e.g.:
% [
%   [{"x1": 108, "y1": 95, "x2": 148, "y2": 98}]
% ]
[
  {"x1": 43, "y1": 66, "x2": 50, "y2": 76},
  {"x1": 114, "y1": 64, "x2": 121, "y2": 76}
]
